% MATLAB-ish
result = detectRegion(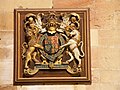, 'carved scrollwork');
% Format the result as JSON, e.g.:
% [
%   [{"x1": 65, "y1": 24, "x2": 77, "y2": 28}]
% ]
[{"x1": 22, "y1": 12, "x2": 85, "y2": 76}]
